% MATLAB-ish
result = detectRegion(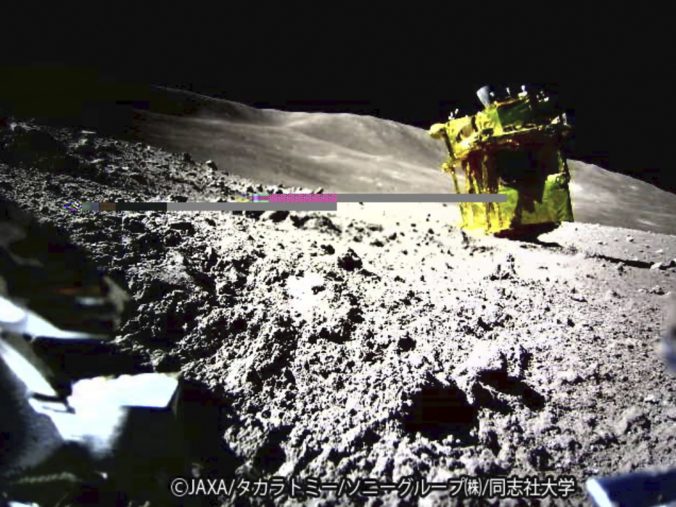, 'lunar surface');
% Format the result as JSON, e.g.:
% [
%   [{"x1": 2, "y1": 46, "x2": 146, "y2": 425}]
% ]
[{"x1": 0, "y1": 95, "x2": 674, "y2": 506}]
